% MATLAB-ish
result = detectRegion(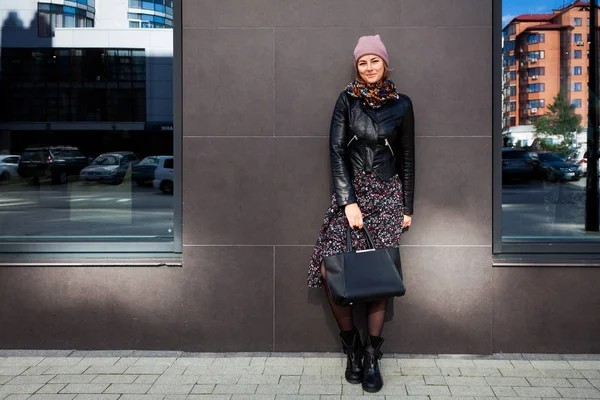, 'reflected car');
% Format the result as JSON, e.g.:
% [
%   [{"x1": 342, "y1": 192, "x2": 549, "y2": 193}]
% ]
[
  {"x1": 79, "y1": 151, "x2": 139, "y2": 184},
  {"x1": 0, "y1": 155, "x2": 20, "y2": 182},
  {"x1": 132, "y1": 155, "x2": 167, "y2": 186},
  {"x1": 532, "y1": 152, "x2": 582, "y2": 182},
  {"x1": 153, "y1": 156, "x2": 174, "y2": 194},
  {"x1": 502, "y1": 148, "x2": 536, "y2": 182},
  {"x1": 17, "y1": 146, "x2": 90, "y2": 184}
]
